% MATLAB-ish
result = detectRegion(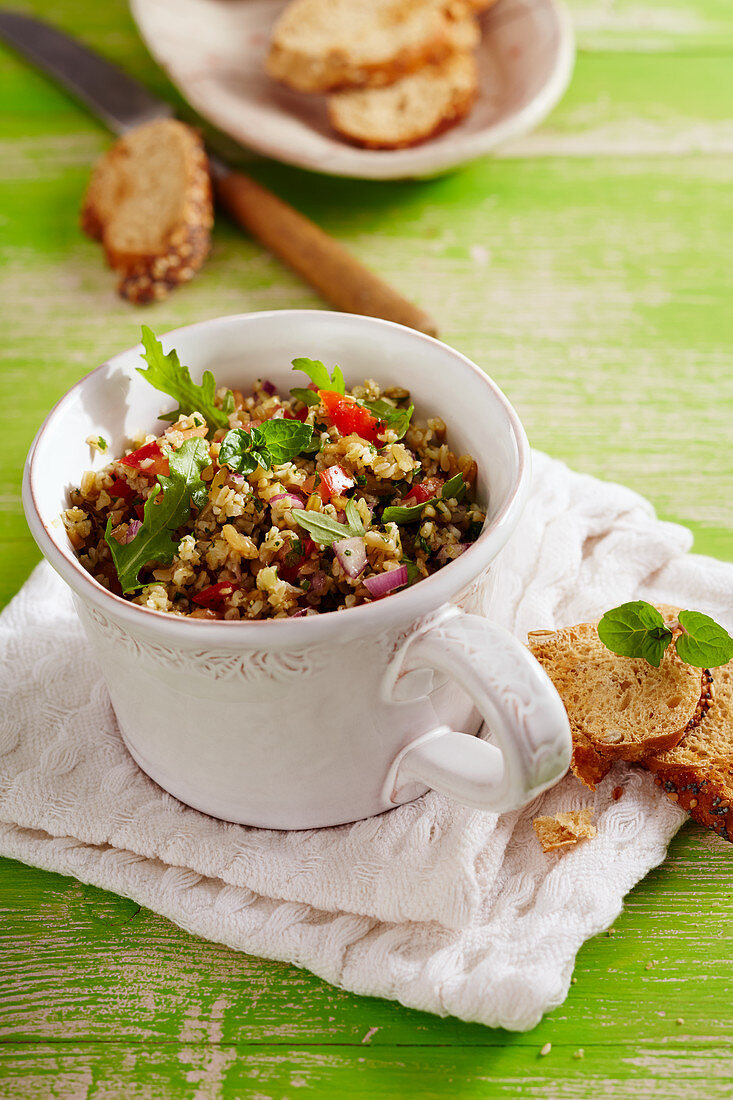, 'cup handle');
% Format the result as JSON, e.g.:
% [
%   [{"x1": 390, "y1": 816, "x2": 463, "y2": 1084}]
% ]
[{"x1": 387, "y1": 609, "x2": 572, "y2": 813}]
